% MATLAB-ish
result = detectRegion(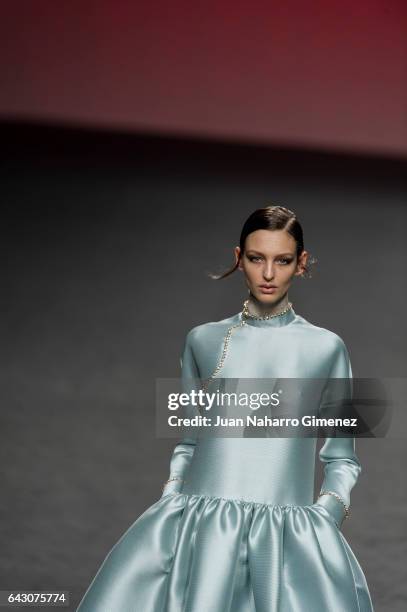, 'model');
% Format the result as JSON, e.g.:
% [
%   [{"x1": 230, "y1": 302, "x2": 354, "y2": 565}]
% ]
[{"x1": 77, "y1": 205, "x2": 374, "y2": 611}]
